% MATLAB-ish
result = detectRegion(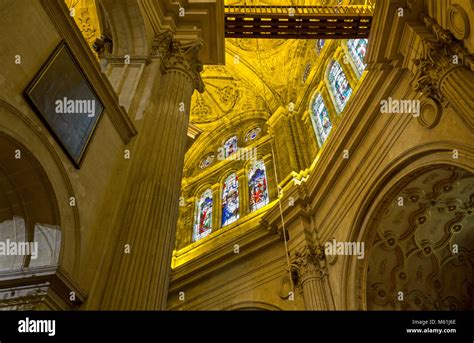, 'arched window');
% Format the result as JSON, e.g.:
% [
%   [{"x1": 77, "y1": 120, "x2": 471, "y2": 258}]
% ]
[
  {"x1": 222, "y1": 173, "x2": 239, "y2": 227},
  {"x1": 302, "y1": 63, "x2": 312, "y2": 83},
  {"x1": 316, "y1": 39, "x2": 325, "y2": 53},
  {"x1": 328, "y1": 61, "x2": 352, "y2": 113},
  {"x1": 193, "y1": 189, "x2": 213, "y2": 241},
  {"x1": 310, "y1": 94, "x2": 332, "y2": 146},
  {"x1": 199, "y1": 153, "x2": 215, "y2": 169},
  {"x1": 244, "y1": 127, "x2": 261, "y2": 142},
  {"x1": 248, "y1": 160, "x2": 269, "y2": 212},
  {"x1": 223, "y1": 136, "x2": 238, "y2": 158},
  {"x1": 347, "y1": 39, "x2": 368, "y2": 75}
]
